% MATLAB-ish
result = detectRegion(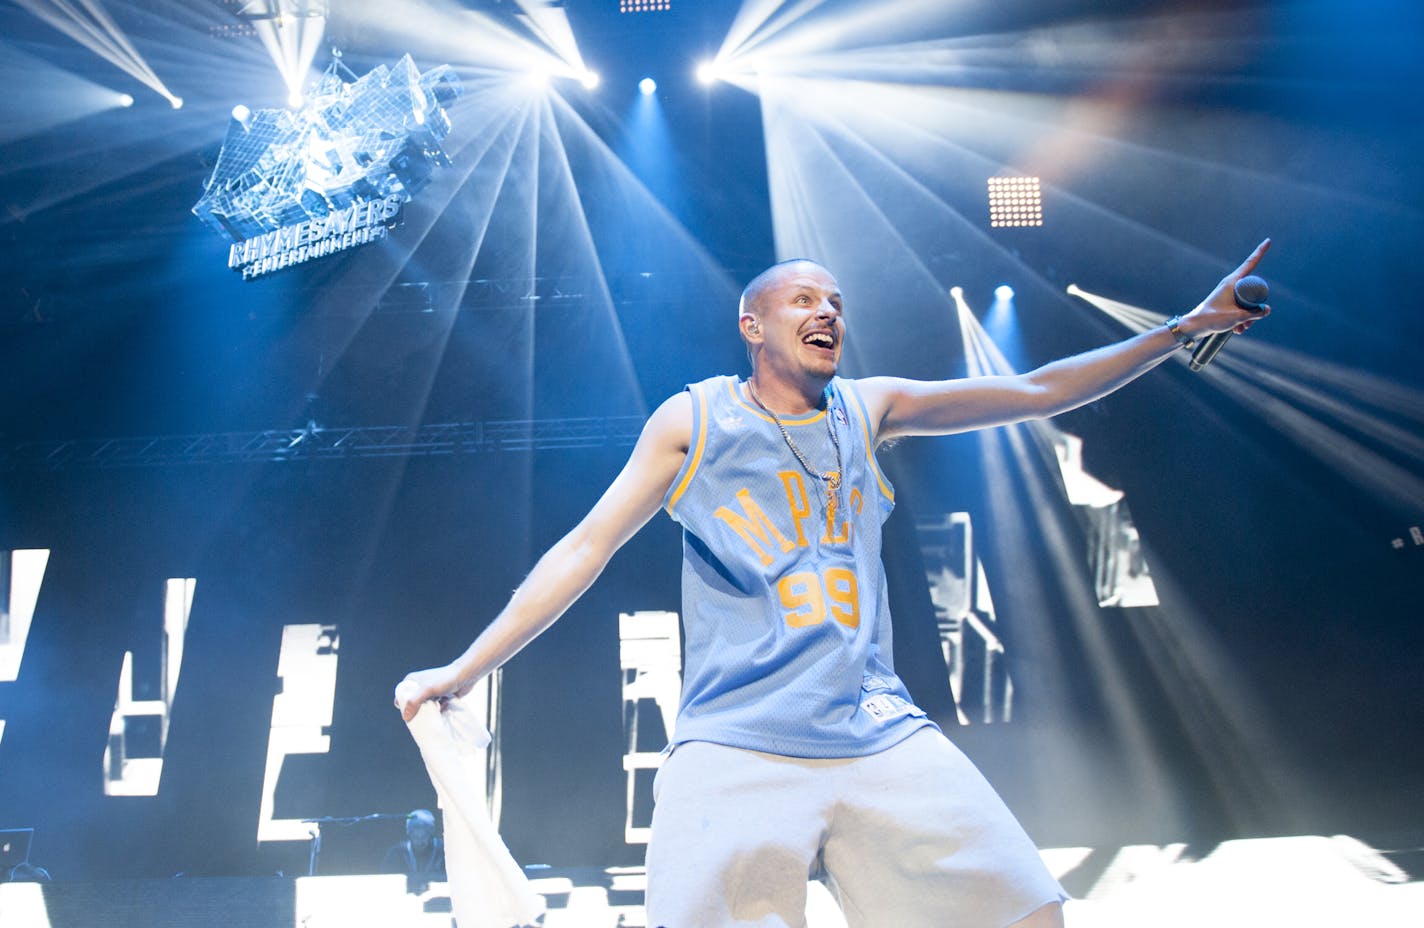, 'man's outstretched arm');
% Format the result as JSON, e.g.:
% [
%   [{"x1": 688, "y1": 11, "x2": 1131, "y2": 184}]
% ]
[
  {"x1": 394, "y1": 392, "x2": 693, "y2": 721},
  {"x1": 861, "y1": 239, "x2": 1272, "y2": 441}
]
